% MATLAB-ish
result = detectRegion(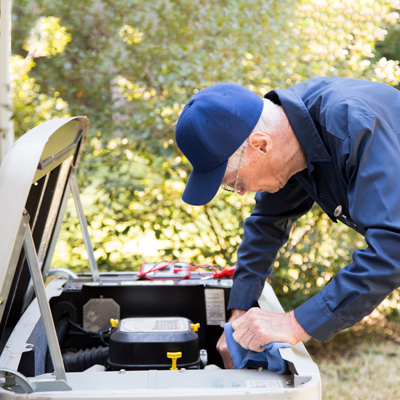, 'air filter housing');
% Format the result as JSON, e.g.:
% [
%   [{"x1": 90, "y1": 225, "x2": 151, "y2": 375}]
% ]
[
  {"x1": 108, "y1": 317, "x2": 200, "y2": 370},
  {"x1": 83, "y1": 298, "x2": 120, "y2": 332}
]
